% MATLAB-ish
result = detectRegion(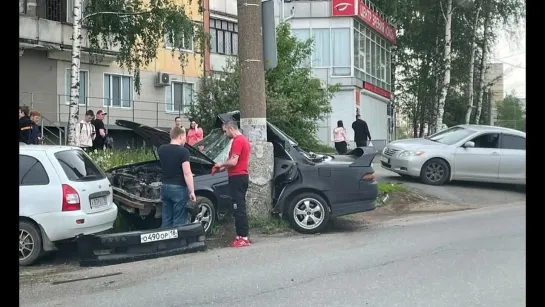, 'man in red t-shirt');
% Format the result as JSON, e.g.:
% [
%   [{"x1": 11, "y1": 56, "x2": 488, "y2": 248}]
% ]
[{"x1": 213, "y1": 120, "x2": 251, "y2": 247}]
